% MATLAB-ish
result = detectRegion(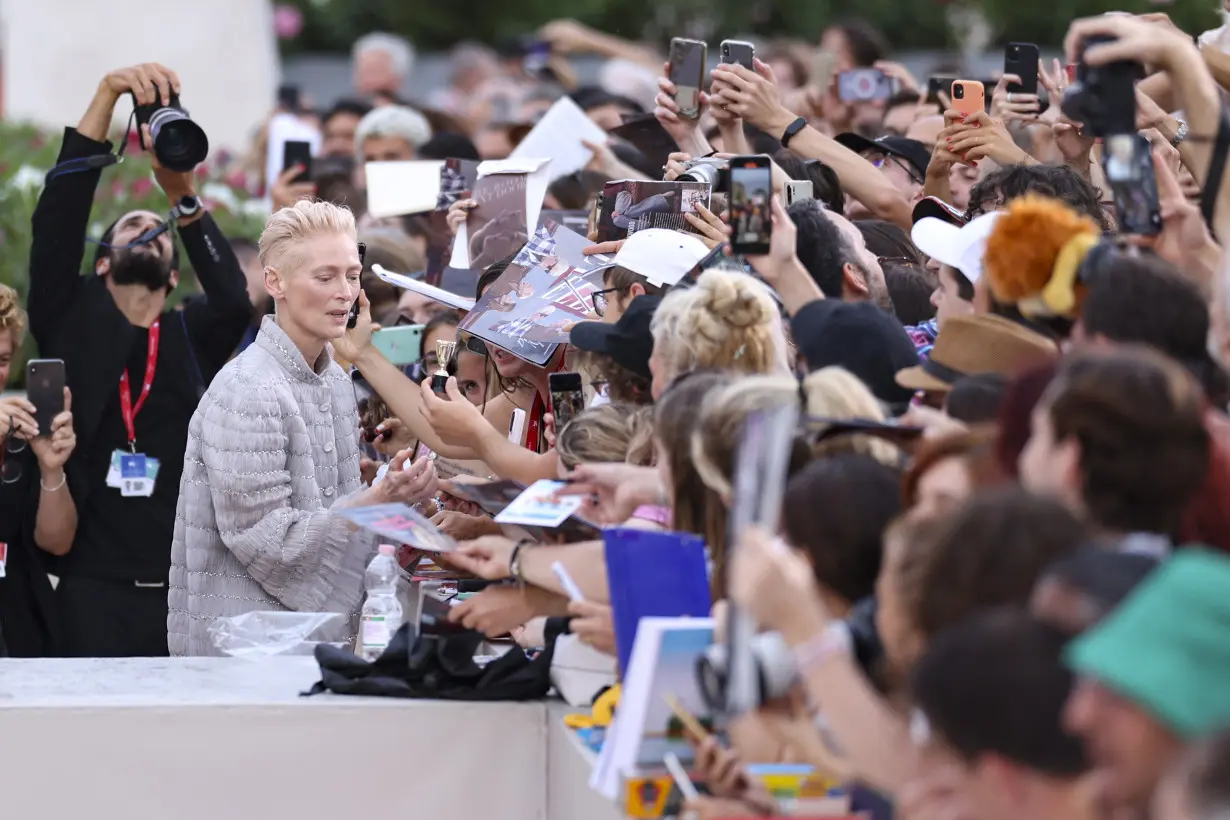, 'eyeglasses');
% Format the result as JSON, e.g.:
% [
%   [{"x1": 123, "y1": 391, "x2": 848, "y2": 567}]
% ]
[
  {"x1": 871, "y1": 156, "x2": 924, "y2": 185},
  {"x1": 592, "y1": 286, "x2": 626, "y2": 318},
  {"x1": 0, "y1": 436, "x2": 28, "y2": 485}
]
